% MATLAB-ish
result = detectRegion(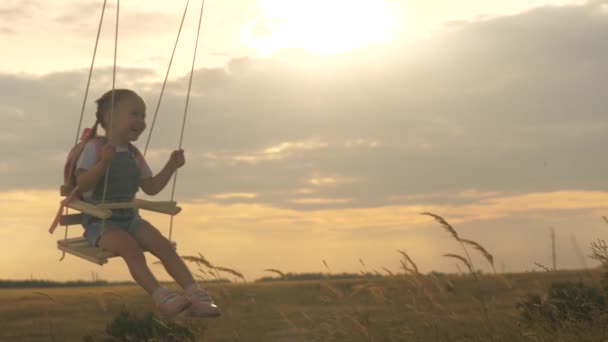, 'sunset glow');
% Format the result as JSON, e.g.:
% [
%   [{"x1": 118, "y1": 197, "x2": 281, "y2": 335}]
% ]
[{"x1": 244, "y1": 0, "x2": 399, "y2": 55}]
